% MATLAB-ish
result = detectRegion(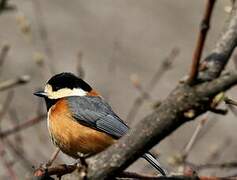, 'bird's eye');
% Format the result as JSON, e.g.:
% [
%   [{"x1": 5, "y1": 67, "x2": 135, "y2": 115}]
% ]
[{"x1": 54, "y1": 86, "x2": 60, "y2": 91}]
